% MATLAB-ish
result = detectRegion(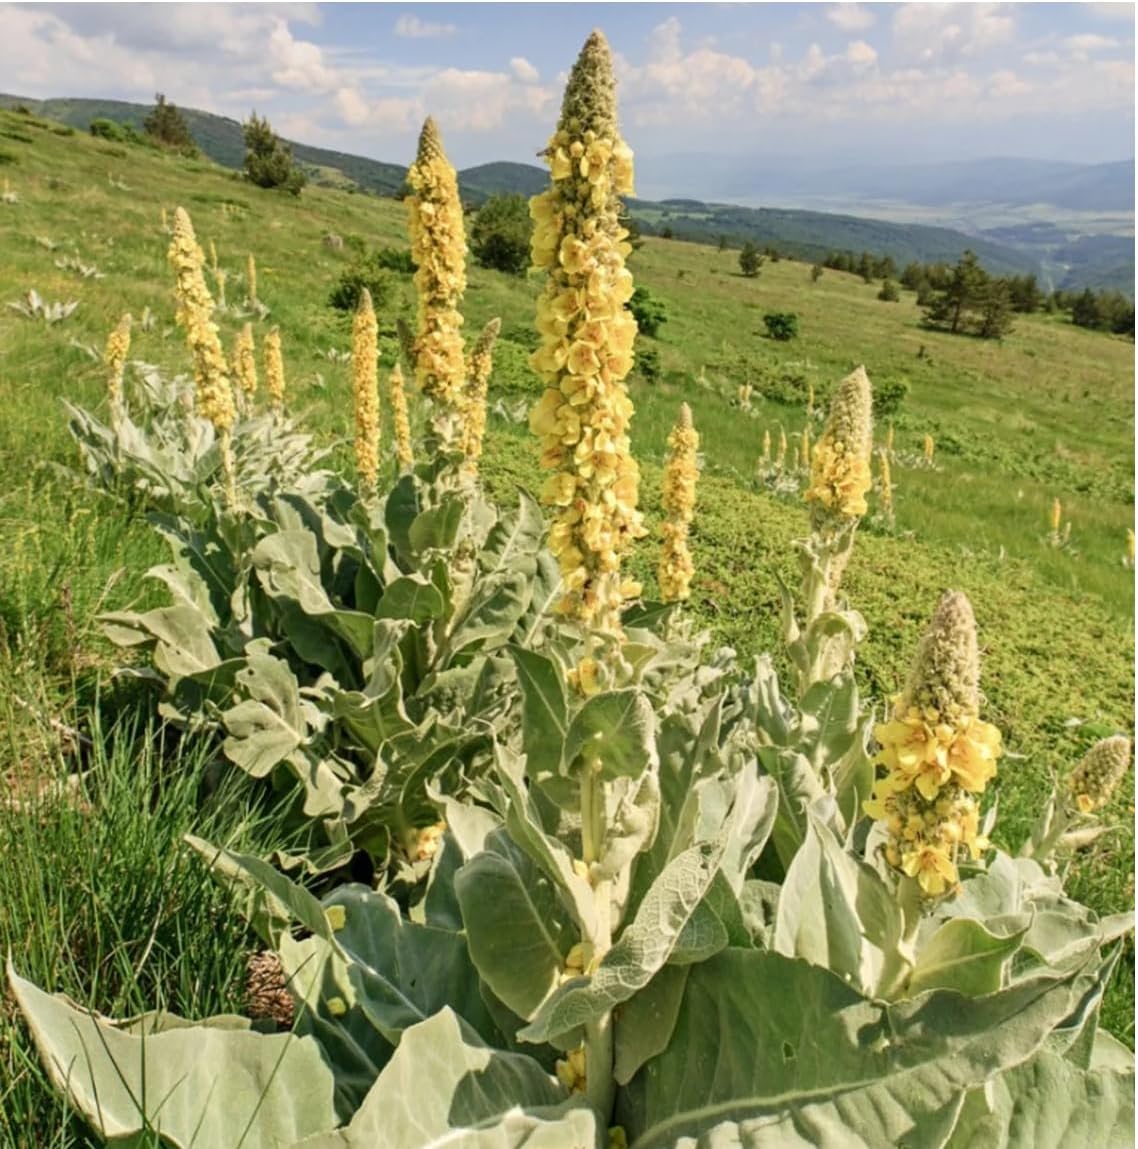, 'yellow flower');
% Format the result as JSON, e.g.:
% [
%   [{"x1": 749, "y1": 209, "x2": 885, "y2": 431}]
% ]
[
  {"x1": 352, "y1": 288, "x2": 380, "y2": 492},
  {"x1": 264, "y1": 326, "x2": 285, "y2": 410},
  {"x1": 901, "y1": 843, "x2": 958, "y2": 897},
  {"x1": 104, "y1": 312, "x2": 131, "y2": 410},
  {"x1": 528, "y1": 31, "x2": 646, "y2": 642},
  {"x1": 389, "y1": 363, "x2": 414, "y2": 471}
]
